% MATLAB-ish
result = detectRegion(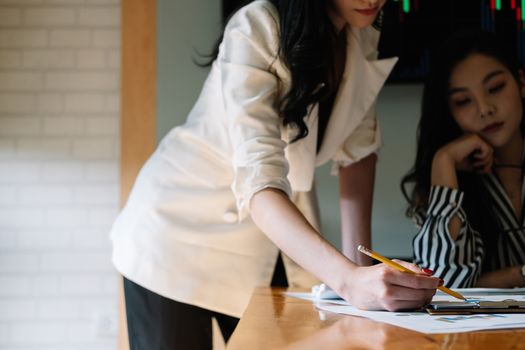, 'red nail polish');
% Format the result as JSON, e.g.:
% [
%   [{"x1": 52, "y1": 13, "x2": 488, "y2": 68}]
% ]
[
  {"x1": 439, "y1": 279, "x2": 445, "y2": 286},
  {"x1": 423, "y1": 268, "x2": 433, "y2": 275}
]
